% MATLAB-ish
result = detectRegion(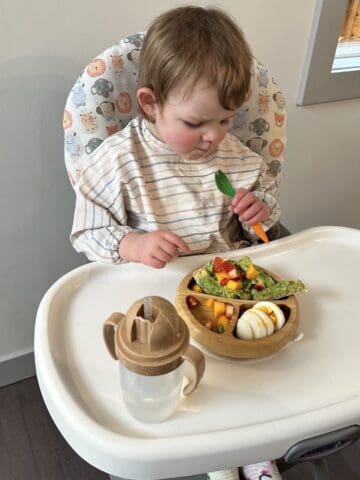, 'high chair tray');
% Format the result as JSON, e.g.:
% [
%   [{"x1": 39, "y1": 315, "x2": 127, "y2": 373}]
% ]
[{"x1": 35, "y1": 226, "x2": 360, "y2": 479}]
